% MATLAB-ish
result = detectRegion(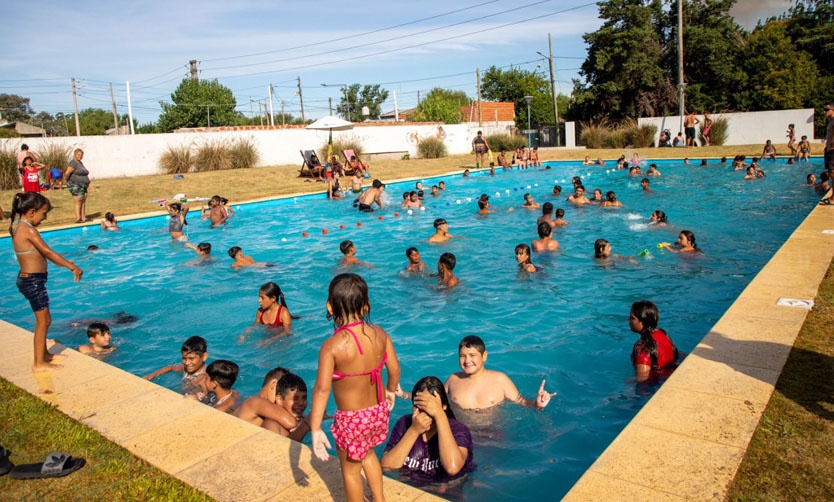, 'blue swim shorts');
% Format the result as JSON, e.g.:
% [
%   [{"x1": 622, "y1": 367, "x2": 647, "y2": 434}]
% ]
[{"x1": 17, "y1": 272, "x2": 49, "y2": 312}]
